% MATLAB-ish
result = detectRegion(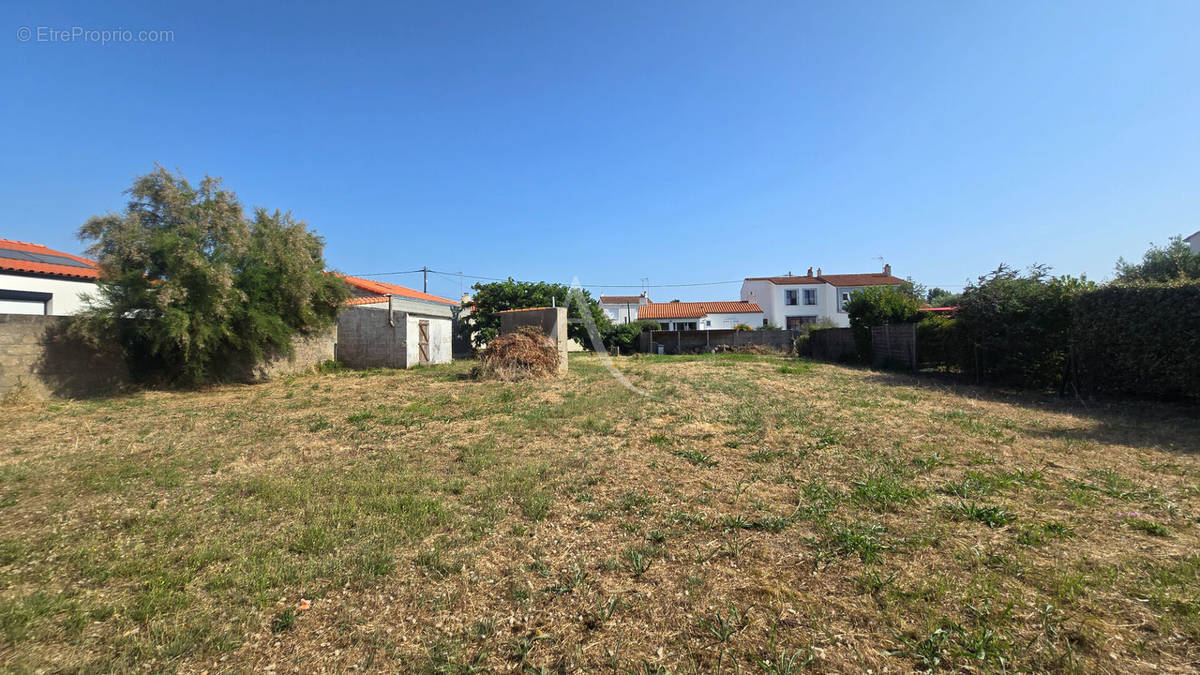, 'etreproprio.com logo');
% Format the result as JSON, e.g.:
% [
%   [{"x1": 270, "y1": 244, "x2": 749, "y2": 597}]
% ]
[{"x1": 17, "y1": 26, "x2": 174, "y2": 45}]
